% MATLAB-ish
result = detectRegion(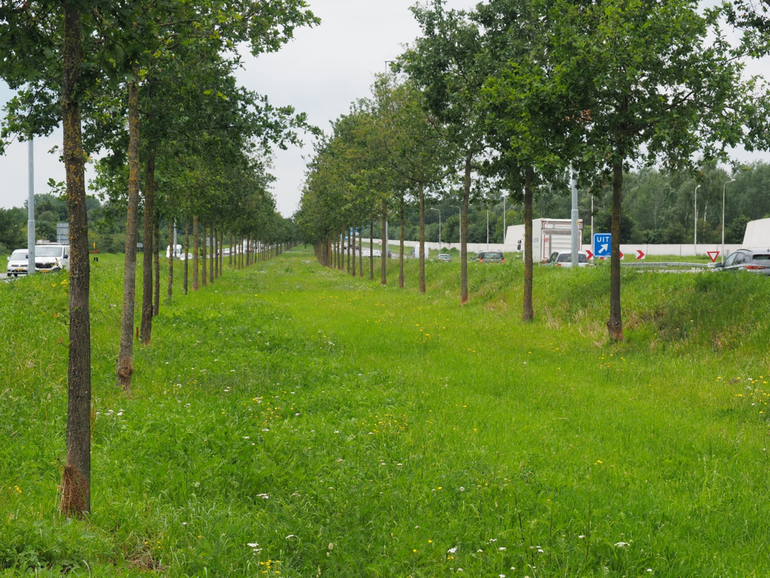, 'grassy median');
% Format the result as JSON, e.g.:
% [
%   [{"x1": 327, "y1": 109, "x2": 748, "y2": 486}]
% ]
[{"x1": 1, "y1": 248, "x2": 769, "y2": 576}]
